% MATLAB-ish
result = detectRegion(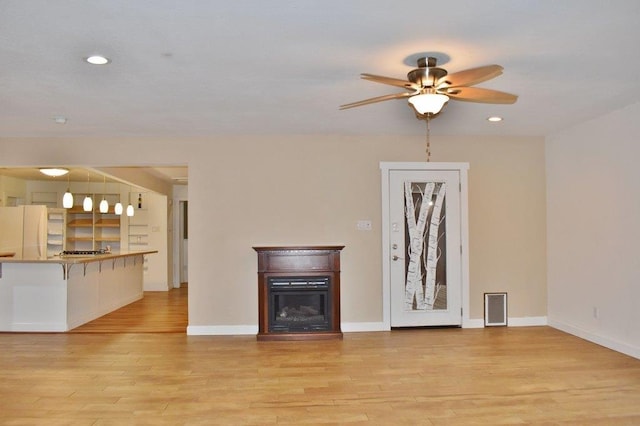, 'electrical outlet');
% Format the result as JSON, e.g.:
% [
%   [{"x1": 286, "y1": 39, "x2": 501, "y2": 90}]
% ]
[{"x1": 356, "y1": 220, "x2": 372, "y2": 231}]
